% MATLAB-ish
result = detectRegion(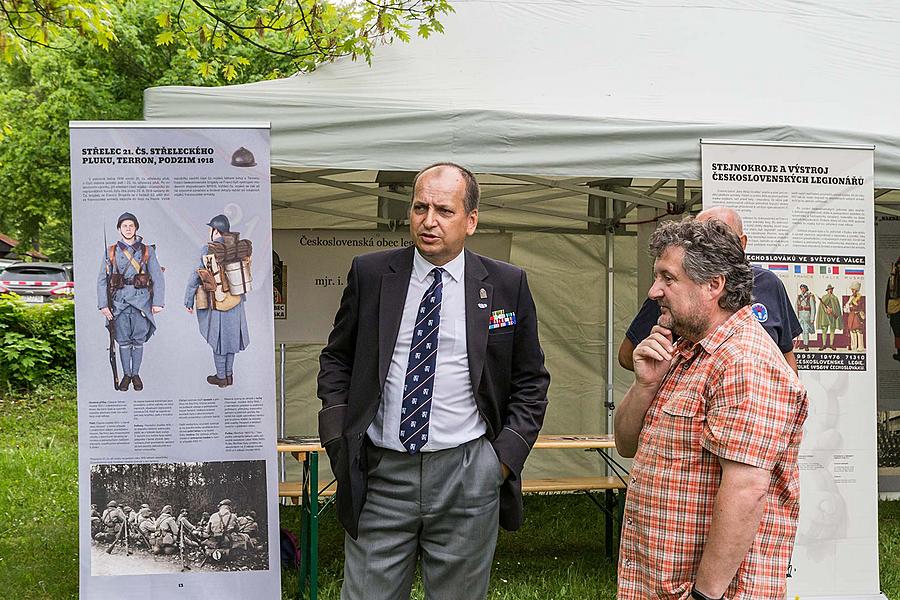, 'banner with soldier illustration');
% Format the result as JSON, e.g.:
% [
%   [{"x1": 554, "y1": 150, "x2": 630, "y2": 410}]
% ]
[
  {"x1": 702, "y1": 141, "x2": 882, "y2": 599},
  {"x1": 70, "y1": 122, "x2": 279, "y2": 599}
]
